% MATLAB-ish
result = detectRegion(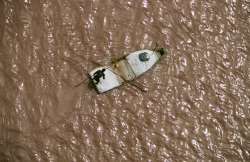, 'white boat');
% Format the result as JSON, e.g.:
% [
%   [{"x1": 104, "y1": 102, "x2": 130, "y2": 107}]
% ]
[{"x1": 88, "y1": 47, "x2": 166, "y2": 93}]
